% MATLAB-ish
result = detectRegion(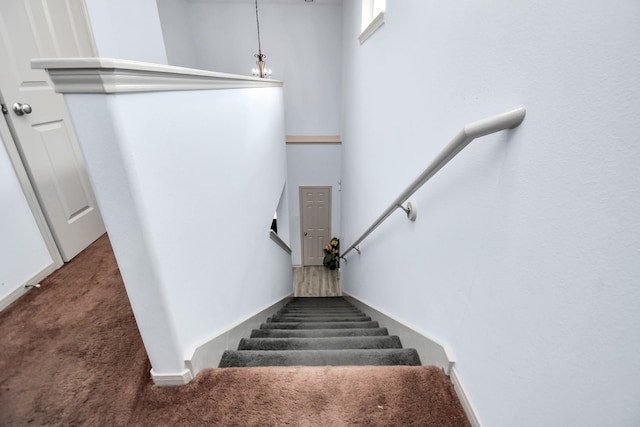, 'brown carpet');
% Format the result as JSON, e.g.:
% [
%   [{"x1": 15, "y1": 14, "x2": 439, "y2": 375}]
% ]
[{"x1": 0, "y1": 235, "x2": 470, "y2": 426}]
